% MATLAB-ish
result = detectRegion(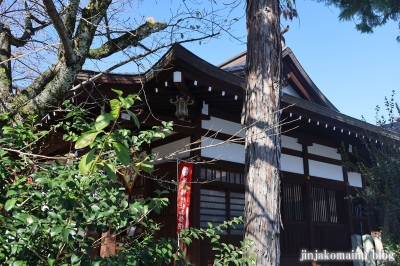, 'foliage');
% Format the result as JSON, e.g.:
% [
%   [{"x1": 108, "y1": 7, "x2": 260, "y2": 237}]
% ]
[
  {"x1": 317, "y1": 0, "x2": 400, "y2": 39},
  {"x1": 0, "y1": 68, "x2": 10, "y2": 85},
  {"x1": 0, "y1": 0, "x2": 243, "y2": 120},
  {"x1": 341, "y1": 91, "x2": 400, "y2": 264},
  {"x1": 0, "y1": 92, "x2": 254, "y2": 265},
  {"x1": 180, "y1": 217, "x2": 255, "y2": 266}
]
